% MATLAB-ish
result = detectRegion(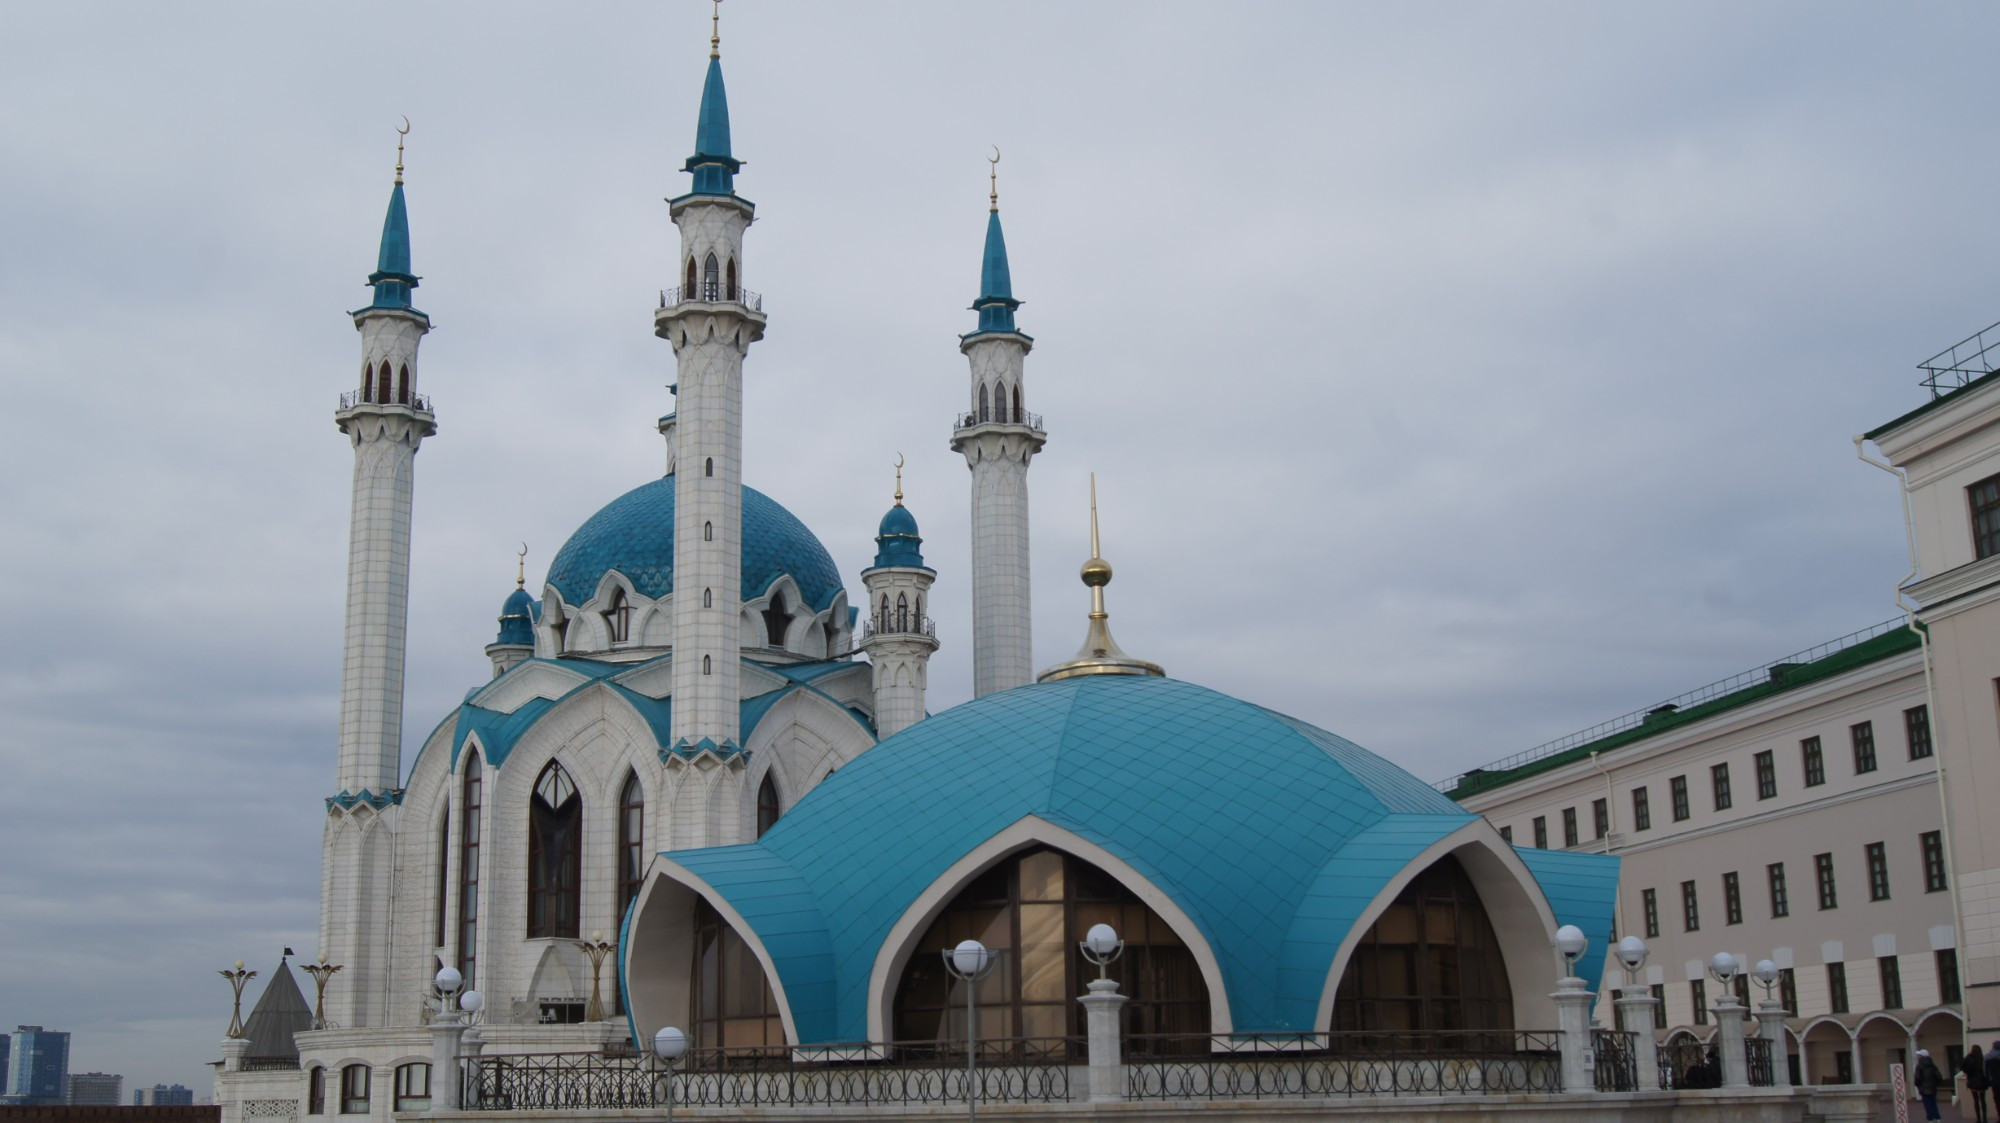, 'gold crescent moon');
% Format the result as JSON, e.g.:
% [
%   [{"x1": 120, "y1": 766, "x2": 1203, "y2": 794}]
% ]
[
  {"x1": 894, "y1": 452, "x2": 905, "y2": 470},
  {"x1": 518, "y1": 542, "x2": 528, "y2": 558},
  {"x1": 398, "y1": 116, "x2": 411, "y2": 136},
  {"x1": 989, "y1": 146, "x2": 1001, "y2": 166}
]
